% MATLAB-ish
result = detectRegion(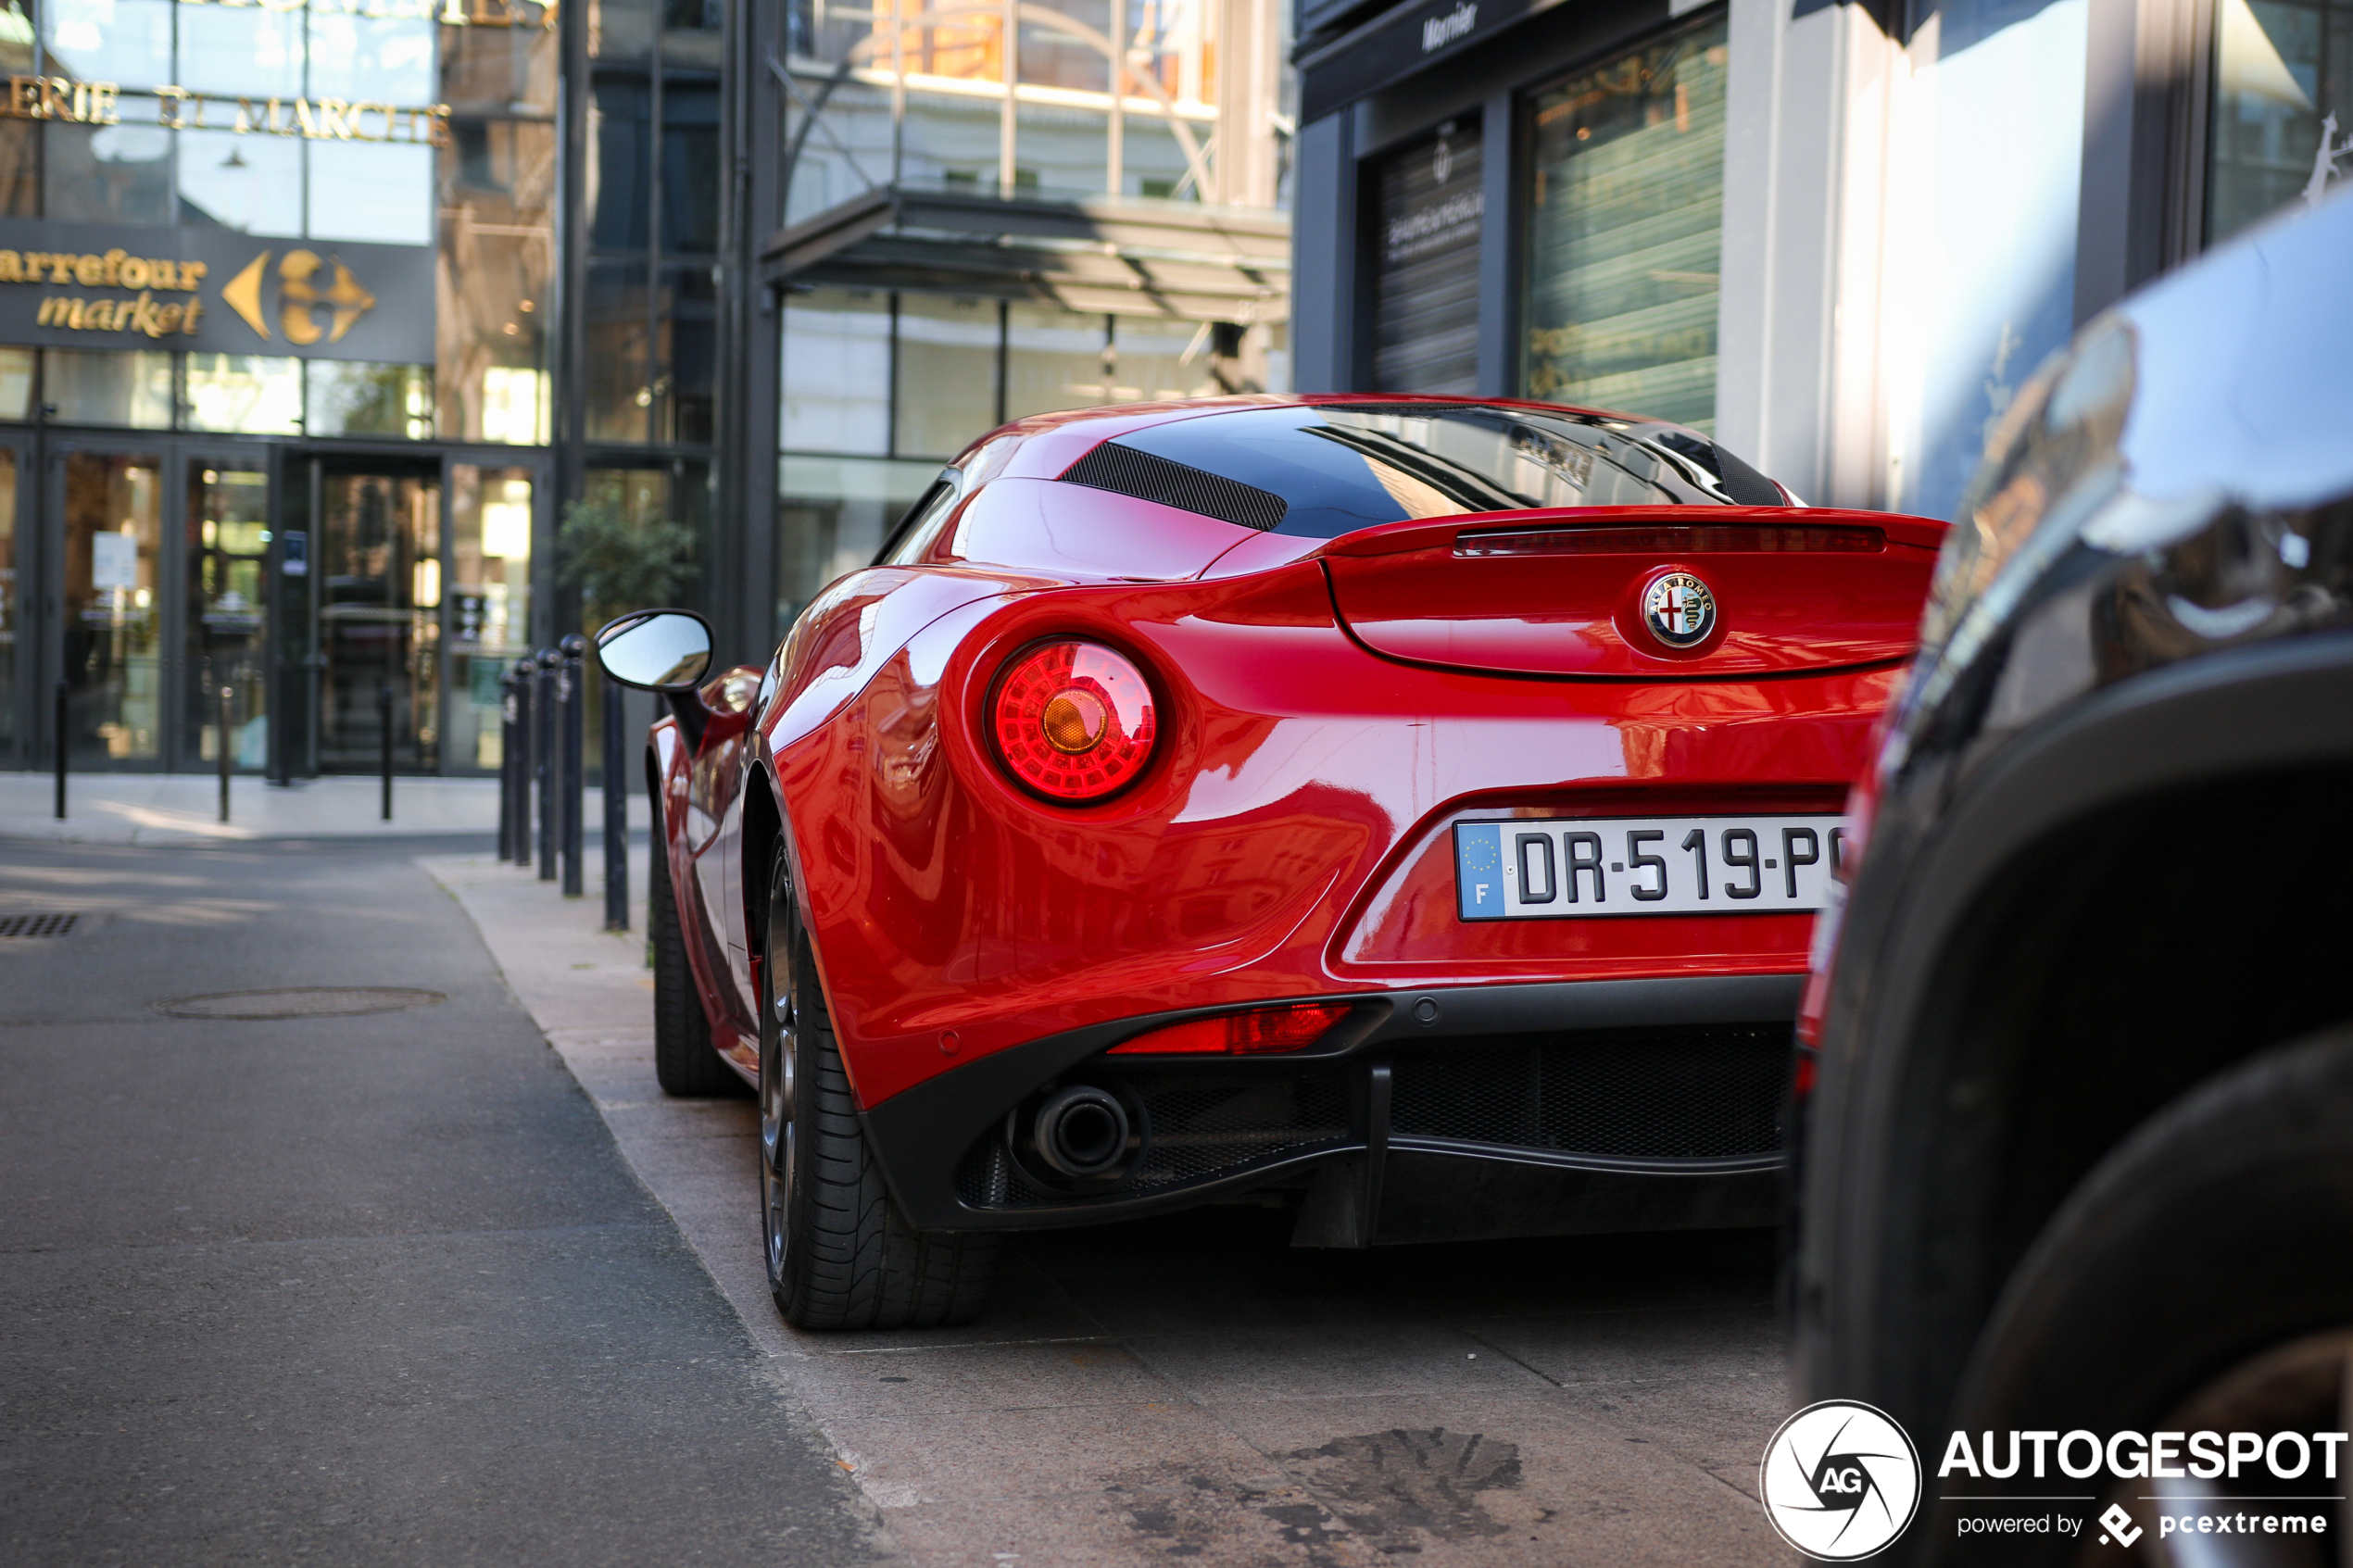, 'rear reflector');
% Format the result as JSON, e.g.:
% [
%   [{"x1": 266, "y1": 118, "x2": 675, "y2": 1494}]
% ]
[
  {"x1": 1455, "y1": 524, "x2": 1883, "y2": 557},
  {"x1": 1107, "y1": 1001, "x2": 1353, "y2": 1056}
]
